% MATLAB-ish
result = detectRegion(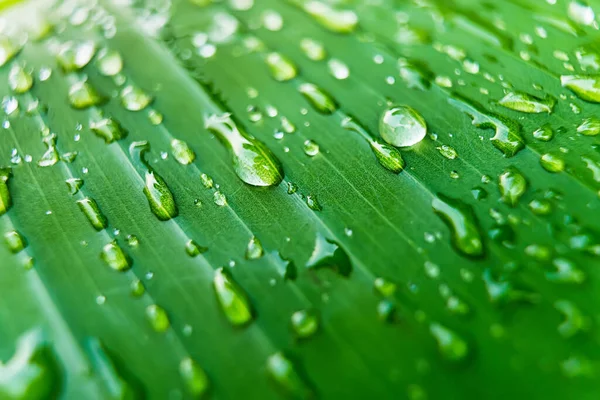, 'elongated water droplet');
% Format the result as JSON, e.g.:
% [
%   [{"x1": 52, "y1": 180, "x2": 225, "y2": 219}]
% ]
[
  {"x1": 200, "y1": 173, "x2": 214, "y2": 189},
  {"x1": 267, "y1": 250, "x2": 296, "y2": 280},
  {"x1": 555, "y1": 300, "x2": 587, "y2": 338},
  {"x1": 120, "y1": 85, "x2": 152, "y2": 111},
  {"x1": 171, "y1": 139, "x2": 196, "y2": 165},
  {"x1": 37, "y1": 134, "x2": 59, "y2": 167},
  {"x1": 498, "y1": 92, "x2": 555, "y2": 113},
  {"x1": 0, "y1": 329, "x2": 61, "y2": 400},
  {"x1": 380, "y1": 105, "x2": 427, "y2": 147},
  {"x1": 432, "y1": 194, "x2": 484, "y2": 258},
  {"x1": 146, "y1": 304, "x2": 170, "y2": 333},
  {"x1": 540, "y1": 153, "x2": 565, "y2": 172},
  {"x1": 328, "y1": 58, "x2": 349, "y2": 80},
  {"x1": 89, "y1": 113, "x2": 127, "y2": 143},
  {"x1": 437, "y1": 145, "x2": 458, "y2": 160},
  {"x1": 548, "y1": 258, "x2": 585, "y2": 284},
  {"x1": 300, "y1": 38, "x2": 326, "y2": 61},
  {"x1": 266, "y1": 352, "x2": 312, "y2": 398},
  {"x1": 213, "y1": 267, "x2": 253, "y2": 326},
  {"x1": 65, "y1": 178, "x2": 83, "y2": 195},
  {"x1": 429, "y1": 323, "x2": 469, "y2": 362},
  {"x1": 0, "y1": 36, "x2": 20, "y2": 67},
  {"x1": 342, "y1": 117, "x2": 405, "y2": 173},
  {"x1": 291, "y1": 309, "x2": 319, "y2": 338},
  {"x1": 499, "y1": 168, "x2": 527, "y2": 206},
  {"x1": 1, "y1": 167, "x2": 13, "y2": 216},
  {"x1": 265, "y1": 52, "x2": 297, "y2": 82},
  {"x1": 568, "y1": 1, "x2": 596, "y2": 26},
  {"x1": 129, "y1": 141, "x2": 178, "y2": 221},
  {"x1": 100, "y1": 241, "x2": 131, "y2": 272},
  {"x1": 8, "y1": 64, "x2": 33, "y2": 94},
  {"x1": 561, "y1": 75, "x2": 600, "y2": 103},
  {"x1": 298, "y1": 83, "x2": 337, "y2": 114},
  {"x1": 204, "y1": 113, "x2": 284, "y2": 187},
  {"x1": 374, "y1": 277, "x2": 397, "y2": 297},
  {"x1": 213, "y1": 191, "x2": 227, "y2": 206},
  {"x1": 56, "y1": 41, "x2": 96, "y2": 71},
  {"x1": 185, "y1": 239, "x2": 207, "y2": 257},
  {"x1": 449, "y1": 96, "x2": 524, "y2": 156},
  {"x1": 306, "y1": 233, "x2": 352, "y2": 277},
  {"x1": 302, "y1": 1, "x2": 358, "y2": 33},
  {"x1": 245, "y1": 236, "x2": 264, "y2": 260},
  {"x1": 69, "y1": 80, "x2": 104, "y2": 109},
  {"x1": 577, "y1": 117, "x2": 600, "y2": 136},
  {"x1": 77, "y1": 197, "x2": 108, "y2": 231},
  {"x1": 85, "y1": 338, "x2": 140, "y2": 399},
  {"x1": 180, "y1": 358, "x2": 210, "y2": 398},
  {"x1": 4, "y1": 230, "x2": 26, "y2": 253},
  {"x1": 130, "y1": 279, "x2": 145, "y2": 297},
  {"x1": 306, "y1": 194, "x2": 322, "y2": 211},
  {"x1": 96, "y1": 48, "x2": 123, "y2": 76}
]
